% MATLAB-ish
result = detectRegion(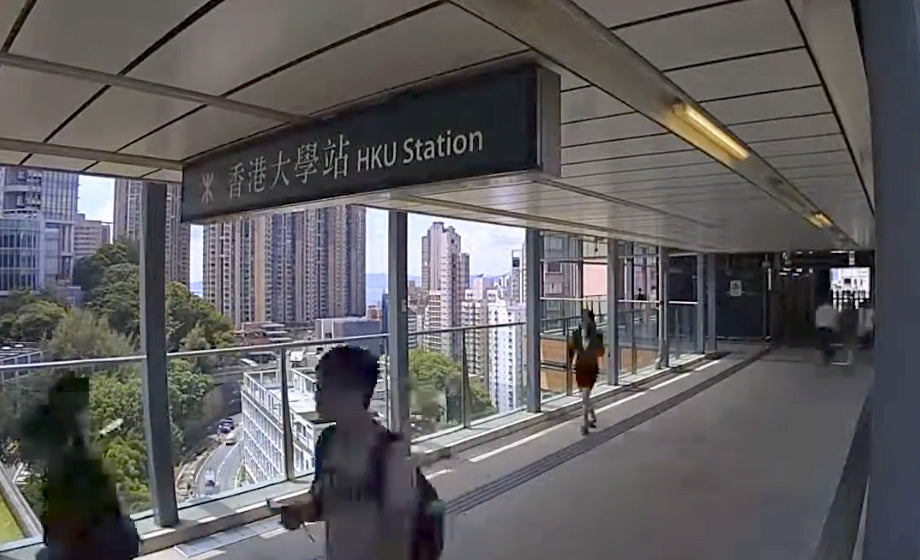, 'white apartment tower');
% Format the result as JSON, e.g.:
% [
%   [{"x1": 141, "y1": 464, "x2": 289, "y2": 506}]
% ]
[
  {"x1": 420, "y1": 222, "x2": 469, "y2": 360},
  {"x1": 487, "y1": 291, "x2": 525, "y2": 413}
]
